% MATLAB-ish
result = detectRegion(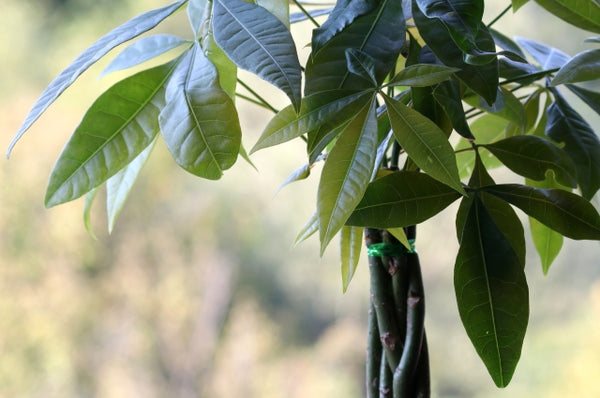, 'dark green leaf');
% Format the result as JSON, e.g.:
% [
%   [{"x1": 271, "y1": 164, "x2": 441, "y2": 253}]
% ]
[
  {"x1": 483, "y1": 135, "x2": 577, "y2": 187},
  {"x1": 386, "y1": 64, "x2": 460, "y2": 87},
  {"x1": 514, "y1": 37, "x2": 570, "y2": 69},
  {"x1": 159, "y1": 44, "x2": 241, "y2": 180},
  {"x1": 8, "y1": 0, "x2": 187, "y2": 156},
  {"x1": 384, "y1": 95, "x2": 466, "y2": 194},
  {"x1": 484, "y1": 184, "x2": 600, "y2": 240},
  {"x1": 100, "y1": 34, "x2": 189, "y2": 77},
  {"x1": 213, "y1": 0, "x2": 302, "y2": 110},
  {"x1": 432, "y1": 80, "x2": 475, "y2": 139},
  {"x1": 106, "y1": 137, "x2": 157, "y2": 233},
  {"x1": 340, "y1": 226, "x2": 363, "y2": 292},
  {"x1": 345, "y1": 48, "x2": 378, "y2": 86},
  {"x1": 546, "y1": 89, "x2": 600, "y2": 199},
  {"x1": 490, "y1": 28, "x2": 526, "y2": 59},
  {"x1": 454, "y1": 196, "x2": 528, "y2": 387},
  {"x1": 45, "y1": 60, "x2": 178, "y2": 207},
  {"x1": 318, "y1": 100, "x2": 378, "y2": 253},
  {"x1": 551, "y1": 48, "x2": 600, "y2": 86},
  {"x1": 566, "y1": 84, "x2": 600, "y2": 116},
  {"x1": 305, "y1": 0, "x2": 405, "y2": 94},
  {"x1": 534, "y1": 0, "x2": 600, "y2": 33},
  {"x1": 347, "y1": 171, "x2": 462, "y2": 228}
]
